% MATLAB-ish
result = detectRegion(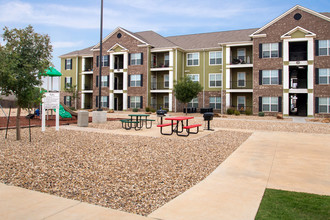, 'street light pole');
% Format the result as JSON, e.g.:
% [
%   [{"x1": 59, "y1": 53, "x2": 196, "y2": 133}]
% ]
[{"x1": 97, "y1": 0, "x2": 103, "y2": 111}]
